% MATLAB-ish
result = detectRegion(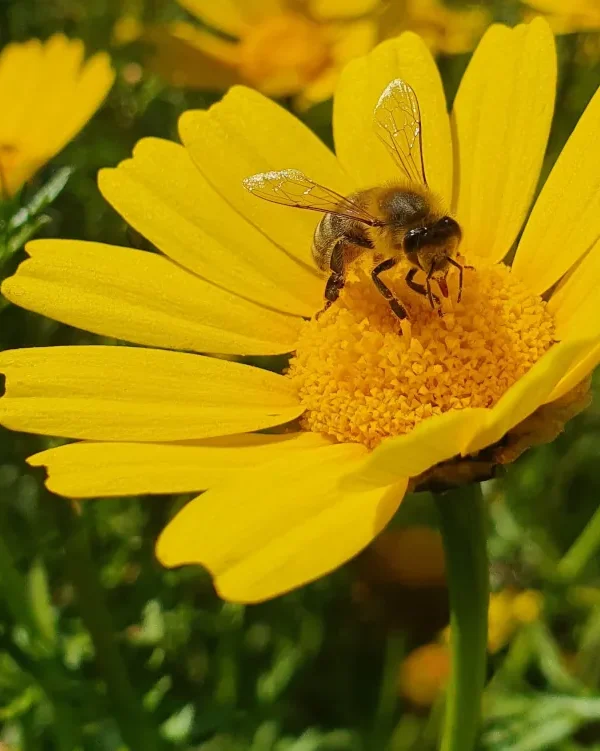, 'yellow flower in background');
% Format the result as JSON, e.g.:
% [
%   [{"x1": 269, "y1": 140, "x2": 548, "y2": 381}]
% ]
[
  {"x1": 1, "y1": 19, "x2": 599, "y2": 603},
  {"x1": 522, "y1": 0, "x2": 600, "y2": 33},
  {"x1": 0, "y1": 35, "x2": 115, "y2": 199},
  {"x1": 445, "y1": 588, "x2": 544, "y2": 653},
  {"x1": 147, "y1": 0, "x2": 489, "y2": 108},
  {"x1": 399, "y1": 642, "x2": 450, "y2": 707},
  {"x1": 403, "y1": 588, "x2": 543, "y2": 706},
  {"x1": 148, "y1": 0, "x2": 377, "y2": 107}
]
